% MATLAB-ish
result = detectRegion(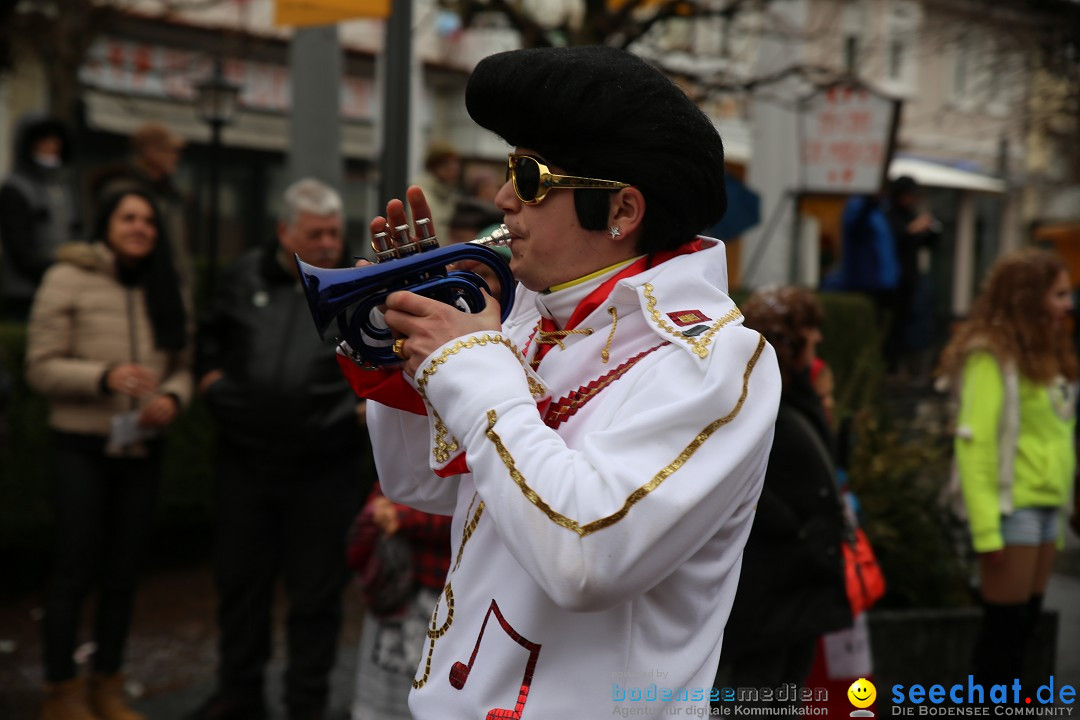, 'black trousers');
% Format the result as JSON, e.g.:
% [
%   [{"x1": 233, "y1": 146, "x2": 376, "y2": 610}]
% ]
[
  {"x1": 714, "y1": 637, "x2": 819, "y2": 712},
  {"x1": 212, "y1": 444, "x2": 365, "y2": 716},
  {"x1": 43, "y1": 432, "x2": 163, "y2": 681}
]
